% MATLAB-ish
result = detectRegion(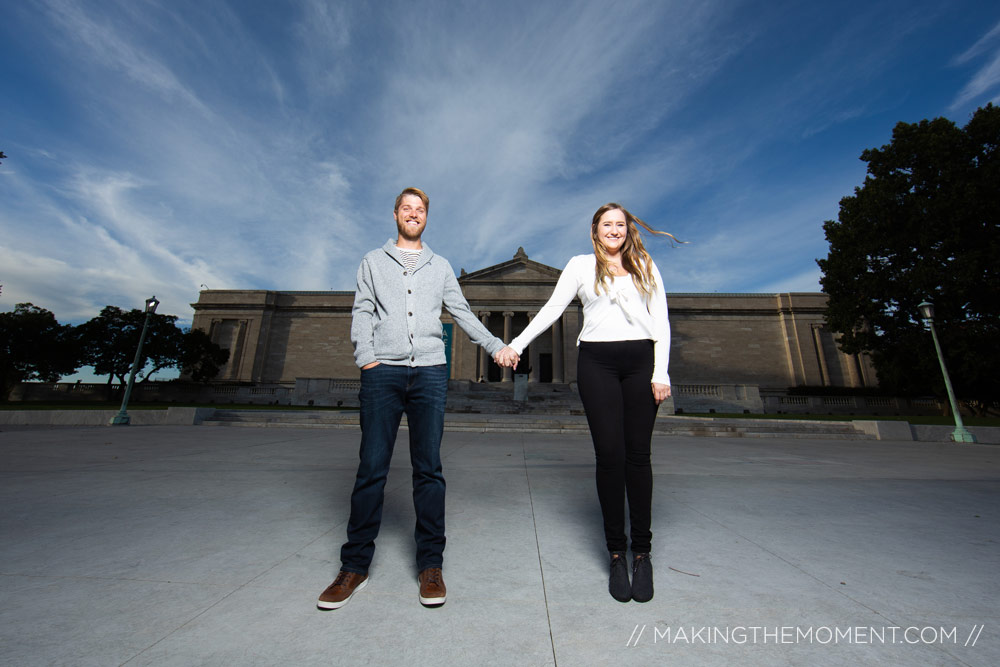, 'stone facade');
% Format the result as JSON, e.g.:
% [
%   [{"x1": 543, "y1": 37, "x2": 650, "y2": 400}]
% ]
[{"x1": 190, "y1": 248, "x2": 875, "y2": 390}]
